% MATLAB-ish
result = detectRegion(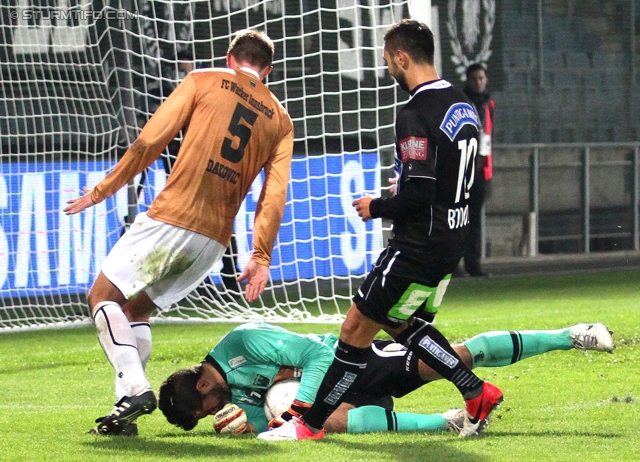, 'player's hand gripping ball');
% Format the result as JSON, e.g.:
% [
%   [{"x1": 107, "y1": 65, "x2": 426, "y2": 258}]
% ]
[{"x1": 213, "y1": 403, "x2": 247, "y2": 434}]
